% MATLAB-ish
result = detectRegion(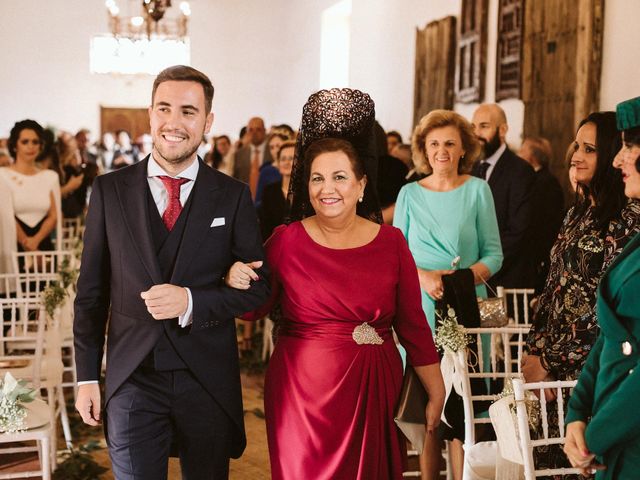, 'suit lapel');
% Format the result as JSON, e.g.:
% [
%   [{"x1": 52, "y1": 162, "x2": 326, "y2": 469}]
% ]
[
  {"x1": 171, "y1": 161, "x2": 224, "y2": 285},
  {"x1": 116, "y1": 157, "x2": 163, "y2": 284},
  {"x1": 487, "y1": 148, "x2": 510, "y2": 189}
]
